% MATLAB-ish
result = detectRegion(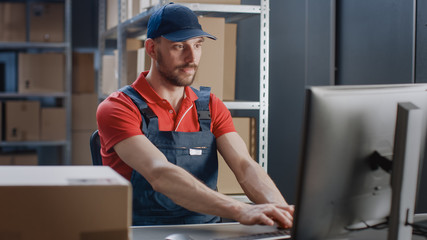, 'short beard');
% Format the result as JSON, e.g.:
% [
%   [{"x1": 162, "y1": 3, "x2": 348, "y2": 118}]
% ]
[{"x1": 156, "y1": 50, "x2": 198, "y2": 87}]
